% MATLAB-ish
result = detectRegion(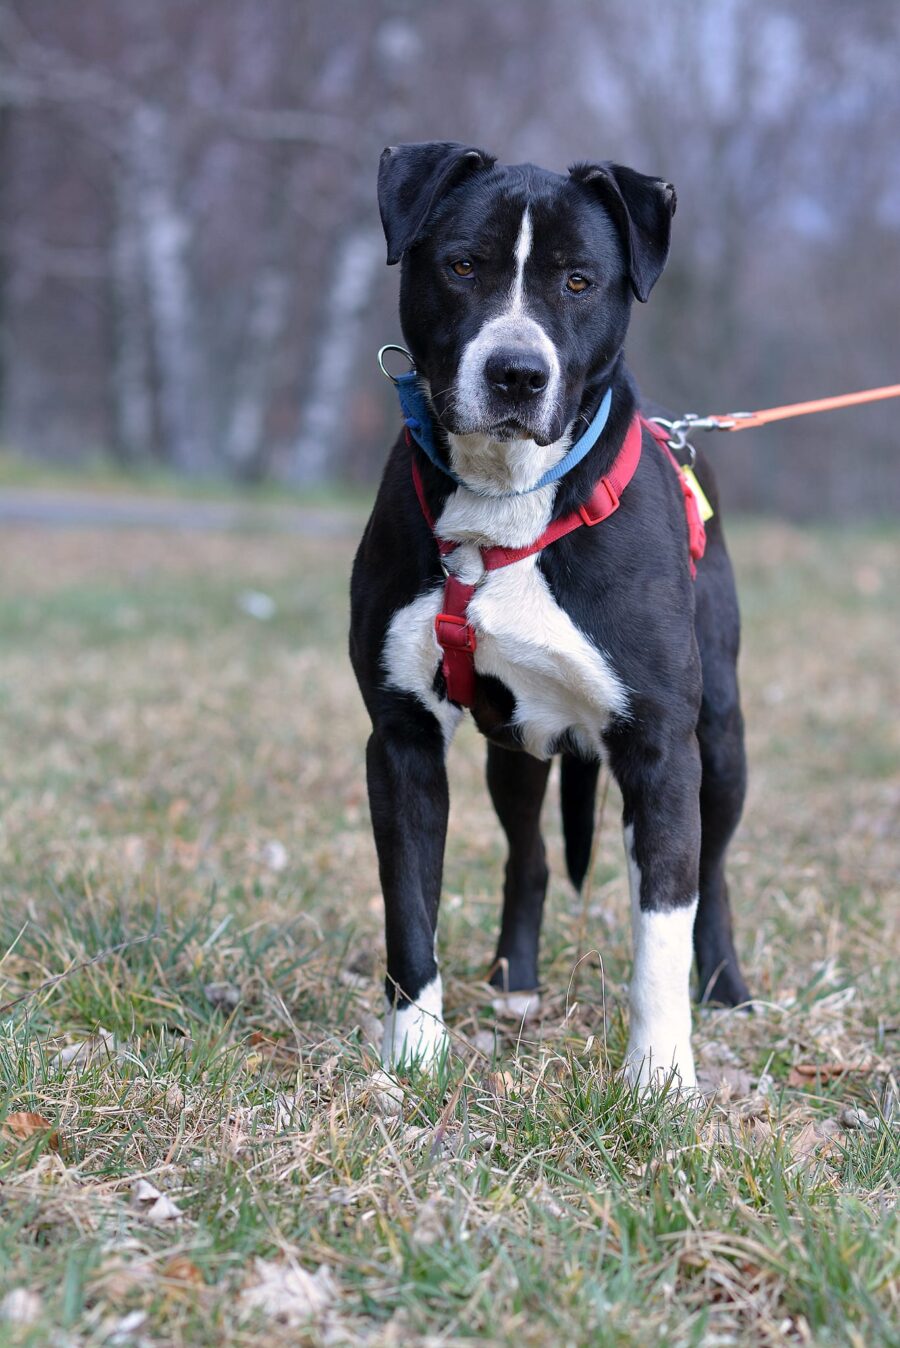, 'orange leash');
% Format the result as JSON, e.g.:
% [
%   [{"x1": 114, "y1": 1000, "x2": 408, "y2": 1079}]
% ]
[
  {"x1": 651, "y1": 381, "x2": 900, "y2": 459},
  {"x1": 708, "y1": 382, "x2": 900, "y2": 431},
  {"x1": 661, "y1": 381, "x2": 900, "y2": 437}
]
